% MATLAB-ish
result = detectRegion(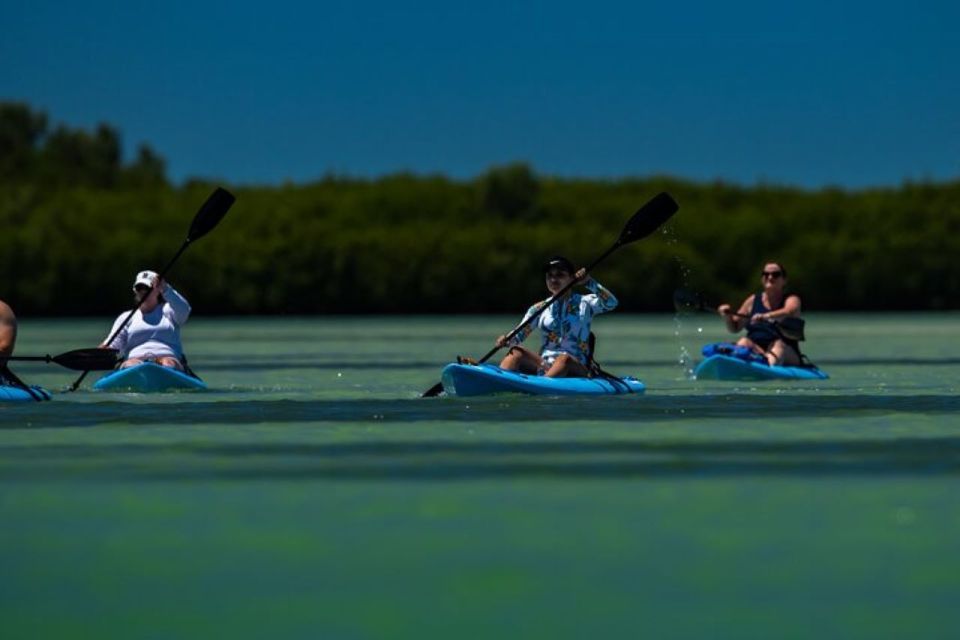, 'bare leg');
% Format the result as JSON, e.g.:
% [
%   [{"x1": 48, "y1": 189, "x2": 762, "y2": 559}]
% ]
[
  {"x1": 121, "y1": 356, "x2": 184, "y2": 370},
  {"x1": 544, "y1": 353, "x2": 591, "y2": 378},
  {"x1": 766, "y1": 340, "x2": 801, "y2": 366},
  {"x1": 156, "y1": 356, "x2": 184, "y2": 371},
  {"x1": 735, "y1": 337, "x2": 766, "y2": 356},
  {"x1": 499, "y1": 346, "x2": 543, "y2": 374}
]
